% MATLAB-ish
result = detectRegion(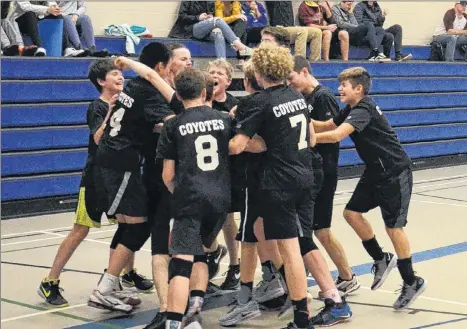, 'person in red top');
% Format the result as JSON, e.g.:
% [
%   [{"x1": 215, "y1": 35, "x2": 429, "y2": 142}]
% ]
[{"x1": 298, "y1": 1, "x2": 350, "y2": 60}]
